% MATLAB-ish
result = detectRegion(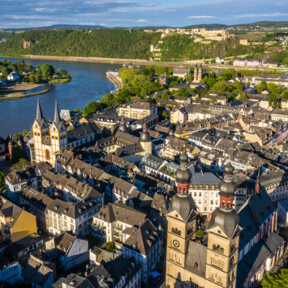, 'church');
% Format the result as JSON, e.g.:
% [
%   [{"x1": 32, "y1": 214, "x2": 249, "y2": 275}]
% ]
[
  {"x1": 165, "y1": 149, "x2": 285, "y2": 288},
  {"x1": 32, "y1": 98, "x2": 67, "y2": 166},
  {"x1": 32, "y1": 98, "x2": 101, "y2": 166}
]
